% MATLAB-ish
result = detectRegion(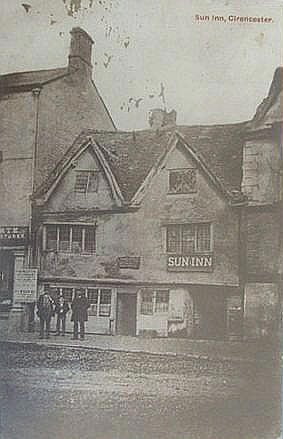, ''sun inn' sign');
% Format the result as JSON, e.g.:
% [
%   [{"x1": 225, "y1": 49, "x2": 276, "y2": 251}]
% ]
[{"x1": 167, "y1": 254, "x2": 213, "y2": 271}]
